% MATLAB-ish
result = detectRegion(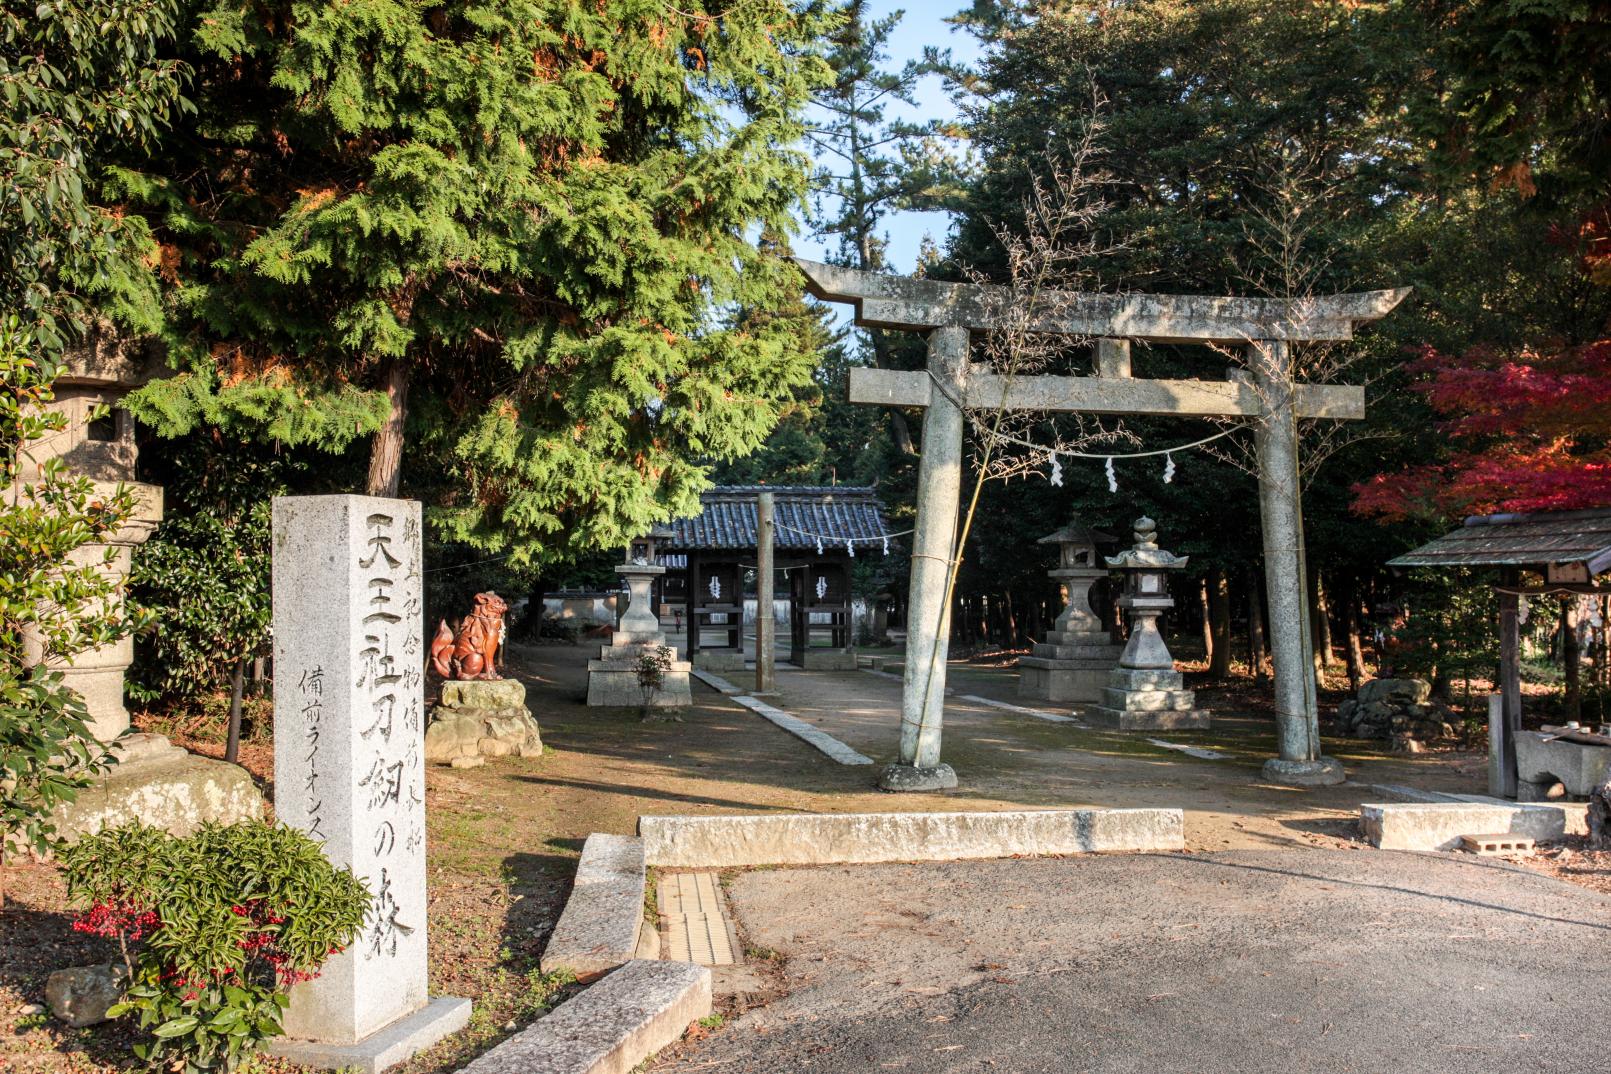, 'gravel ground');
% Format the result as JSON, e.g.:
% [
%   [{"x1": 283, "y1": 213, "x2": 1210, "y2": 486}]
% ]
[{"x1": 651, "y1": 849, "x2": 1611, "y2": 1074}]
